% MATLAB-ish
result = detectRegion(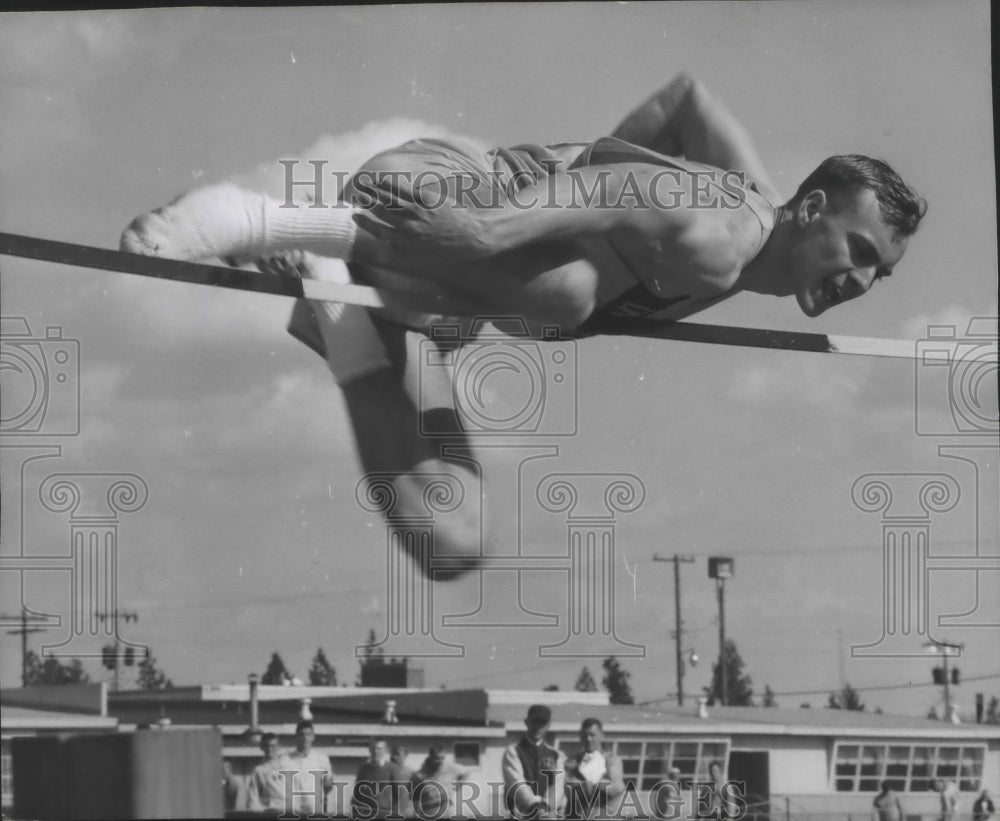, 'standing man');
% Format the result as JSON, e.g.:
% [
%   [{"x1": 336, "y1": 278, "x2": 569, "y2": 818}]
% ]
[
  {"x1": 410, "y1": 745, "x2": 474, "y2": 818},
  {"x1": 246, "y1": 732, "x2": 288, "y2": 815},
  {"x1": 563, "y1": 718, "x2": 625, "y2": 819},
  {"x1": 652, "y1": 766, "x2": 686, "y2": 821},
  {"x1": 935, "y1": 778, "x2": 960, "y2": 821},
  {"x1": 390, "y1": 744, "x2": 414, "y2": 782},
  {"x1": 872, "y1": 780, "x2": 904, "y2": 821},
  {"x1": 284, "y1": 720, "x2": 334, "y2": 818},
  {"x1": 973, "y1": 789, "x2": 995, "y2": 821},
  {"x1": 353, "y1": 738, "x2": 411, "y2": 819},
  {"x1": 502, "y1": 704, "x2": 566, "y2": 819}
]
